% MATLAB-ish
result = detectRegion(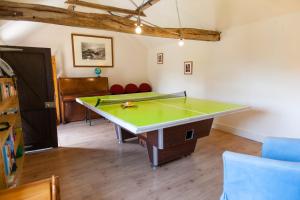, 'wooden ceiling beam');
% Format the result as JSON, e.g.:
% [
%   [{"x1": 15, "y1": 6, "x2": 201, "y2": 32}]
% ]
[
  {"x1": 65, "y1": 0, "x2": 146, "y2": 16},
  {"x1": 0, "y1": 1, "x2": 220, "y2": 42},
  {"x1": 0, "y1": 10, "x2": 22, "y2": 17},
  {"x1": 126, "y1": 0, "x2": 160, "y2": 18},
  {"x1": 138, "y1": 0, "x2": 161, "y2": 12}
]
